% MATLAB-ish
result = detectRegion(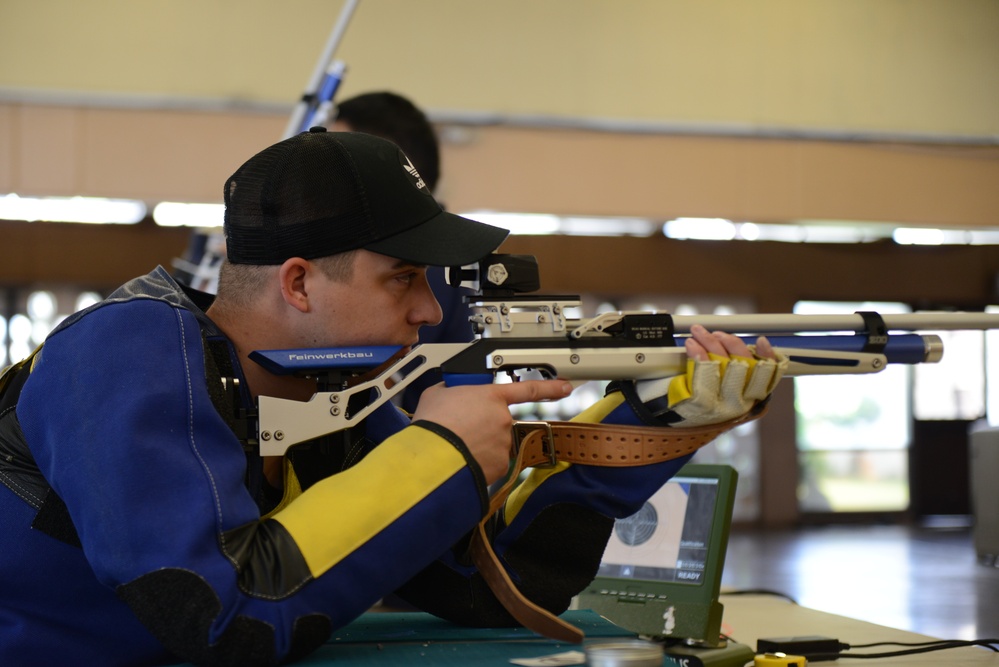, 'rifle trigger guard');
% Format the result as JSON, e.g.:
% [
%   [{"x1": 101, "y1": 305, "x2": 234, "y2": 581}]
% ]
[{"x1": 512, "y1": 421, "x2": 557, "y2": 467}]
